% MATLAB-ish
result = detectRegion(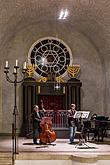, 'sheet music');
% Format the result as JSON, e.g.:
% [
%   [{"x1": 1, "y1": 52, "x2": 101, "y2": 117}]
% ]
[{"x1": 74, "y1": 111, "x2": 90, "y2": 119}]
